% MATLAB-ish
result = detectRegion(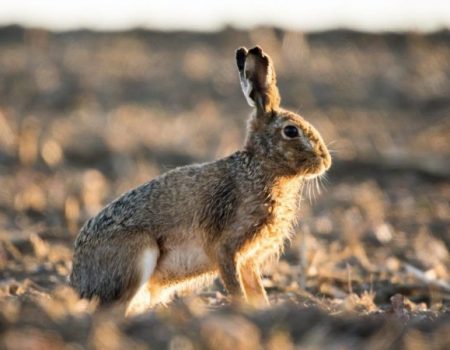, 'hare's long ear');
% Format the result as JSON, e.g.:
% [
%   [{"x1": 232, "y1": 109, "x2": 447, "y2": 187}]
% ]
[{"x1": 236, "y1": 46, "x2": 280, "y2": 114}]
